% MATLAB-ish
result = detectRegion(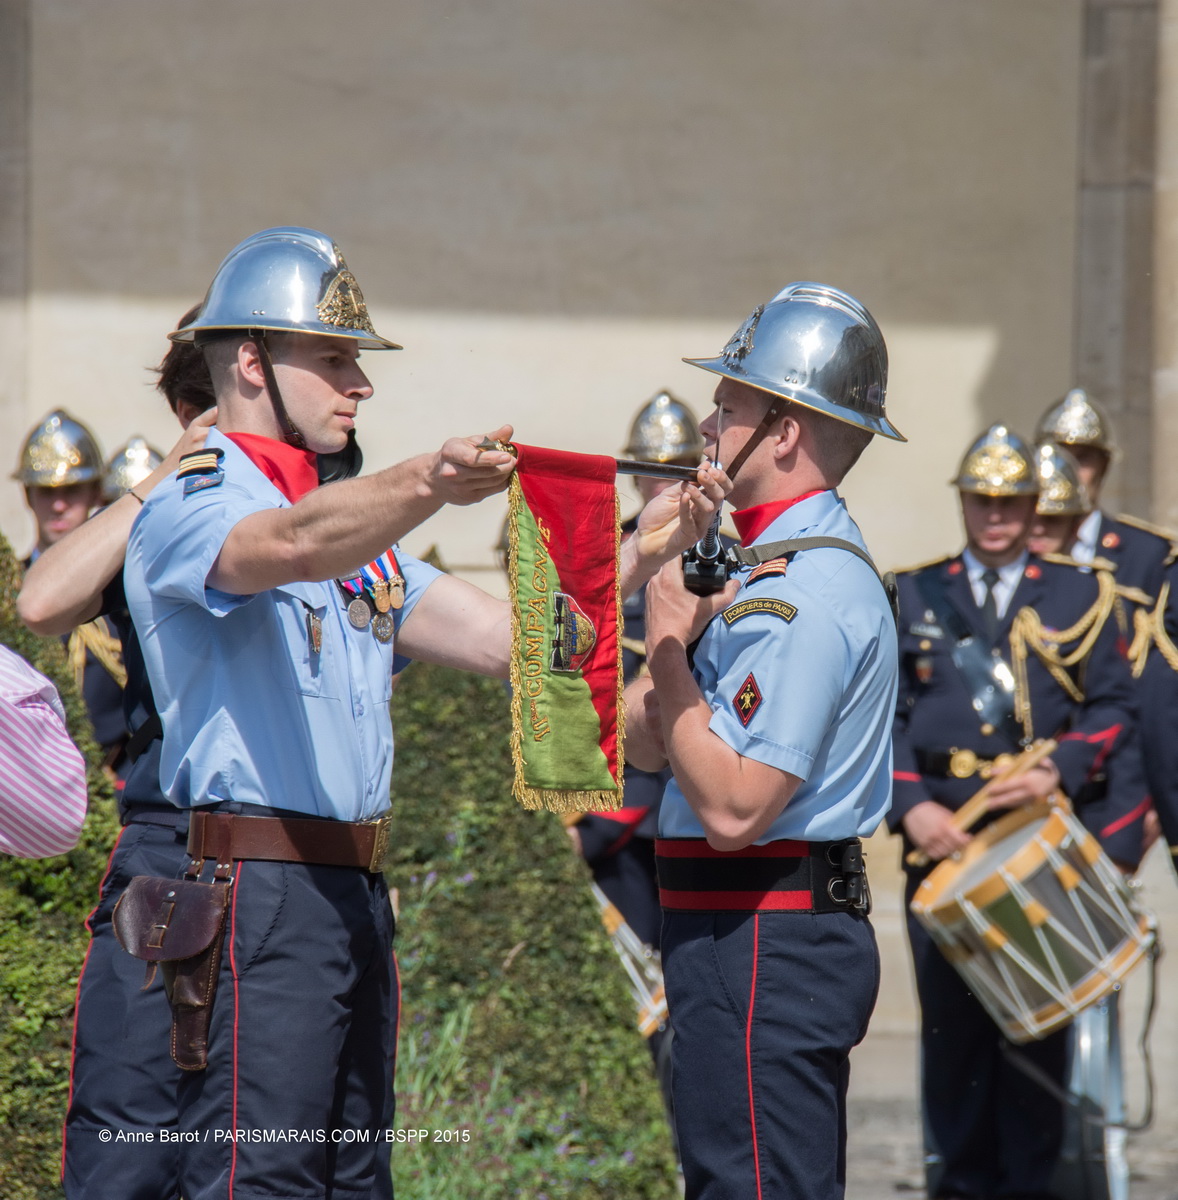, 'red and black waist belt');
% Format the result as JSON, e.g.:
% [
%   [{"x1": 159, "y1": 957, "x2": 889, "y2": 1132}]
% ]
[{"x1": 655, "y1": 837, "x2": 870, "y2": 914}]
